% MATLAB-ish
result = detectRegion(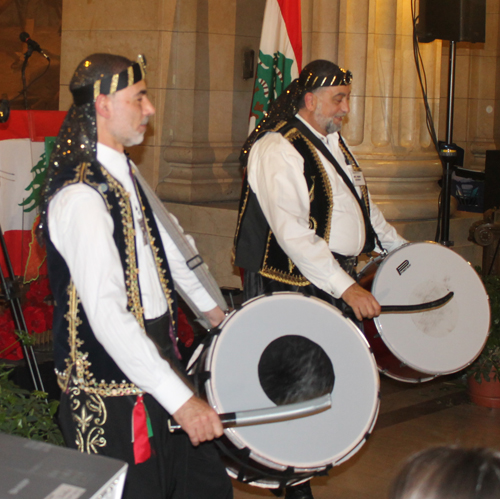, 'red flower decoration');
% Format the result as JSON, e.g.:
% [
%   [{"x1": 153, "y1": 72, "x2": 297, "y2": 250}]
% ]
[
  {"x1": 1, "y1": 276, "x2": 54, "y2": 360},
  {"x1": 0, "y1": 310, "x2": 22, "y2": 360},
  {"x1": 177, "y1": 307, "x2": 194, "y2": 348},
  {"x1": 22, "y1": 305, "x2": 47, "y2": 335},
  {"x1": 0, "y1": 330, "x2": 23, "y2": 360},
  {"x1": 25, "y1": 276, "x2": 52, "y2": 304}
]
